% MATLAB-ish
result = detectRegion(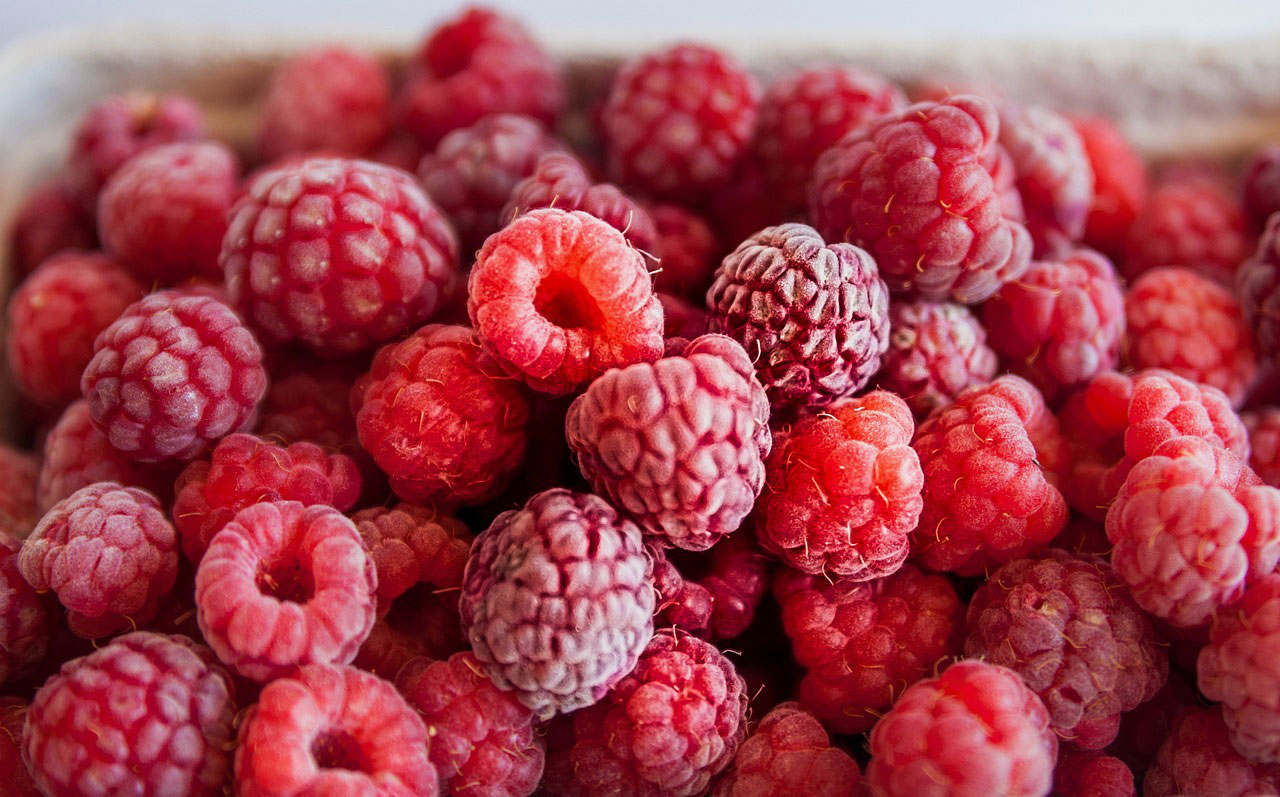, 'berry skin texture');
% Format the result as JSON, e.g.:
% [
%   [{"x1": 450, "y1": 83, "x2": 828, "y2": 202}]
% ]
[
  {"x1": 1144, "y1": 706, "x2": 1280, "y2": 796},
  {"x1": 1239, "y1": 212, "x2": 1280, "y2": 356},
  {"x1": 352, "y1": 324, "x2": 530, "y2": 506},
  {"x1": 1072, "y1": 115, "x2": 1149, "y2": 259},
  {"x1": 866, "y1": 660, "x2": 1058, "y2": 797},
  {"x1": 998, "y1": 103, "x2": 1095, "y2": 255},
  {"x1": 809, "y1": 94, "x2": 1032, "y2": 304},
  {"x1": 459, "y1": 488, "x2": 655, "y2": 719},
  {"x1": 195, "y1": 501, "x2": 377, "y2": 682},
  {"x1": 877, "y1": 300, "x2": 998, "y2": 418},
  {"x1": 565, "y1": 334, "x2": 771, "y2": 551},
  {"x1": 713, "y1": 701, "x2": 861, "y2": 797},
  {"x1": 651, "y1": 204, "x2": 718, "y2": 299},
  {"x1": 1051, "y1": 750, "x2": 1136, "y2": 797},
  {"x1": 0, "y1": 543, "x2": 48, "y2": 686},
  {"x1": 468, "y1": 208, "x2": 664, "y2": 395},
  {"x1": 234, "y1": 663, "x2": 436, "y2": 797},
  {"x1": 0, "y1": 698, "x2": 38, "y2": 796},
  {"x1": 1124, "y1": 170, "x2": 1248, "y2": 283},
  {"x1": 7, "y1": 175, "x2": 96, "y2": 276},
  {"x1": 1245, "y1": 407, "x2": 1280, "y2": 486},
  {"x1": 23, "y1": 632, "x2": 235, "y2": 797},
  {"x1": 20, "y1": 483, "x2": 178, "y2": 639},
  {"x1": 353, "y1": 503, "x2": 471, "y2": 612},
  {"x1": 1244, "y1": 144, "x2": 1280, "y2": 227}
]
